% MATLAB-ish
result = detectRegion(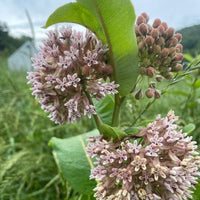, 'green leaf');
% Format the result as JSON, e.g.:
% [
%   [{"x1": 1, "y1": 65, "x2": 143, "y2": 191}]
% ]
[
  {"x1": 93, "y1": 95, "x2": 114, "y2": 125},
  {"x1": 192, "y1": 182, "x2": 200, "y2": 200},
  {"x1": 44, "y1": 2, "x2": 106, "y2": 42},
  {"x1": 99, "y1": 123, "x2": 127, "y2": 140},
  {"x1": 49, "y1": 129, "x2": 99, "y2": 195},
  {"x1": 77, "y1": 0, "x2": 138, "y2": 96},
  {"x1": 183, "y1": 123, "x2": 196, "y2": 135},
  {"x1": 184, "y1": 53, "x2": 194, "y2": 62},
  {"x1": 194, "y1": 80, "x2": 200, "y2": 89}
]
